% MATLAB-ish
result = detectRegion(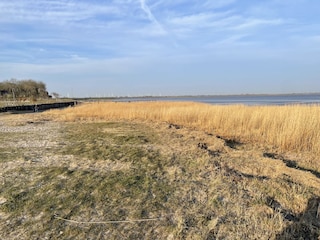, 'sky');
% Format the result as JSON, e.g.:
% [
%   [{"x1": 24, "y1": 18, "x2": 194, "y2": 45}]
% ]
[{"x1": 1, "y1": 0, "x2": 320, "y2": 97}]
